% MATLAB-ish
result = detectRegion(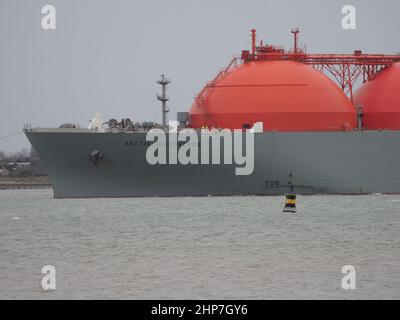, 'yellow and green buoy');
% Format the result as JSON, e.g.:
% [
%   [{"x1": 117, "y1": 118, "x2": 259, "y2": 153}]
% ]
[{"x1": 283, "y1": 173, "x2": 297, "y2": 213}]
